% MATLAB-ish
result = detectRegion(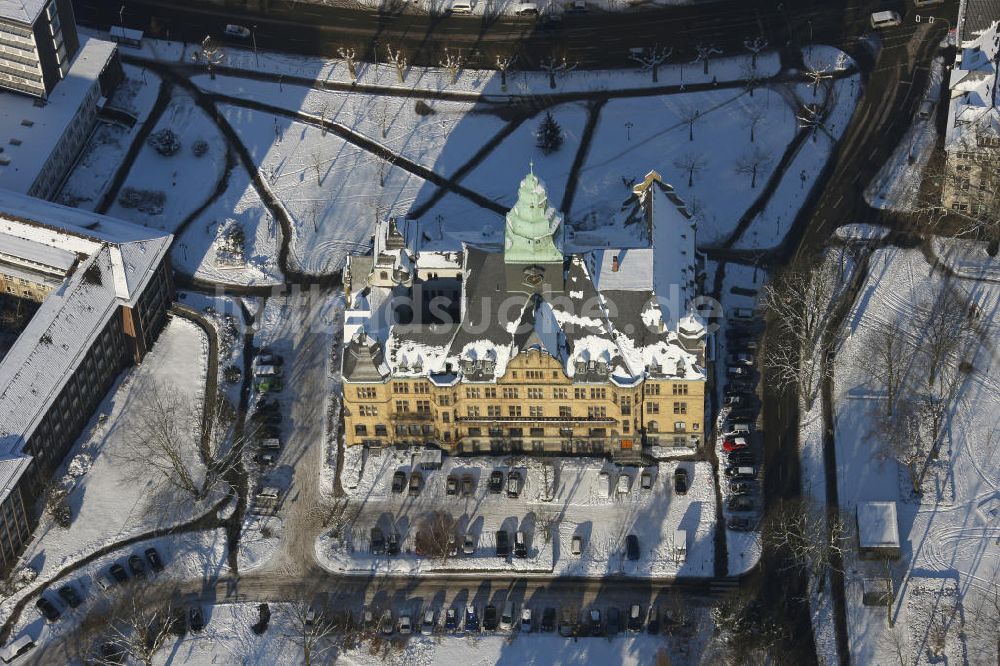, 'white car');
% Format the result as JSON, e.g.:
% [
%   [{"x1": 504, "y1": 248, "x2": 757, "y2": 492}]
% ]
[
  {"x1": 571, "y1": 534, "x2": 583, "y2": 556},
  {"x1": 398, "y1": 615, "x2": 412, "y2": 635},
  {"x1": 598, "y1": 471, "x2": 611, "y2": 498},
  {"x1": 224, "y1": 24, "x2": 251, "y2": 38},
  {"x1": 616, "y1": 473, "x2": 632, "y2": 495},
  {"x1": 421, "y1": 610, "x2": 435, "y2": 636}
]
